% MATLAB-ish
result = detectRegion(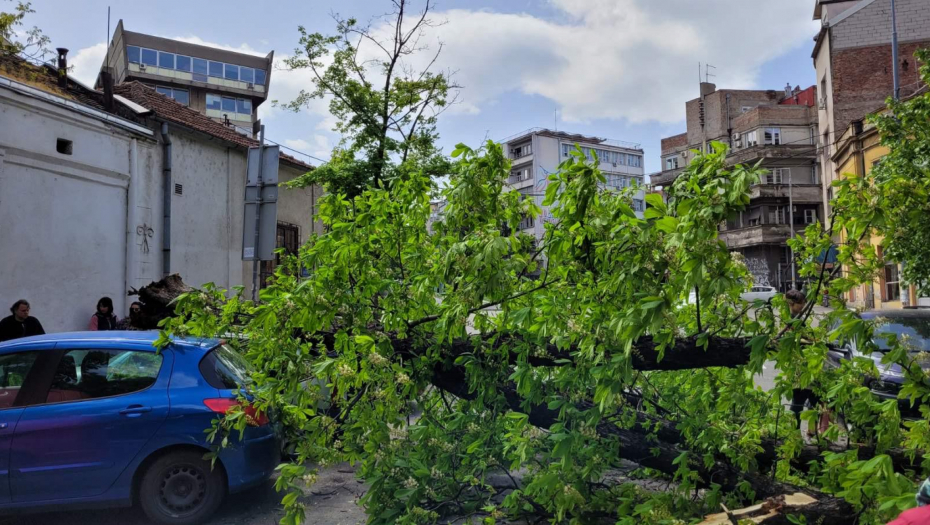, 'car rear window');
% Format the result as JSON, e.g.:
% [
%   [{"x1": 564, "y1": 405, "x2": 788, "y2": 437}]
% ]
[
  {"x1": 871, "y1": 316, "x2": 930, "y2": 352},
  {"x1": 199, "y1": 344, "x2": 252, "y2": 389}
]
